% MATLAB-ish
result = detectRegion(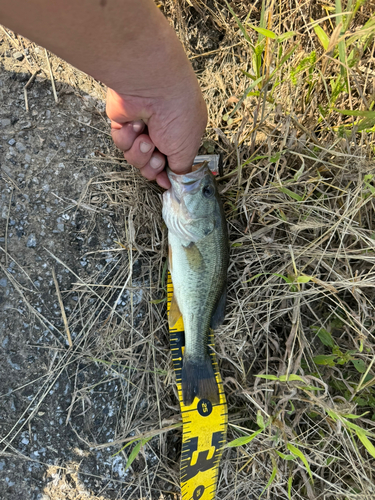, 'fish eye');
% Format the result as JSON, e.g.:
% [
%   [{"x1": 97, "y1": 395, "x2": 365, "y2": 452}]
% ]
[{"x1": 202, "y1": 184, "x2": 214, "y2": 198}]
